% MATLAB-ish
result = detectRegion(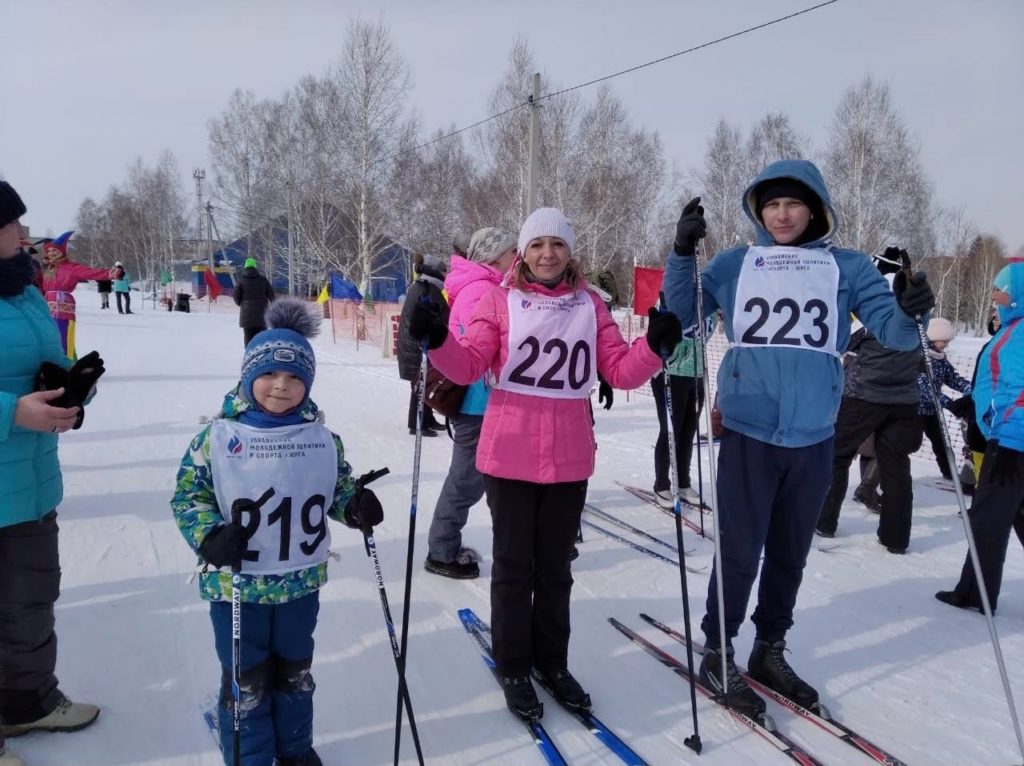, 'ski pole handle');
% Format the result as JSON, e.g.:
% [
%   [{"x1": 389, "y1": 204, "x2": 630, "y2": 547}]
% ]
[{"x1": 356, "y1": 466, "x2": 390, "y2": 490}]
